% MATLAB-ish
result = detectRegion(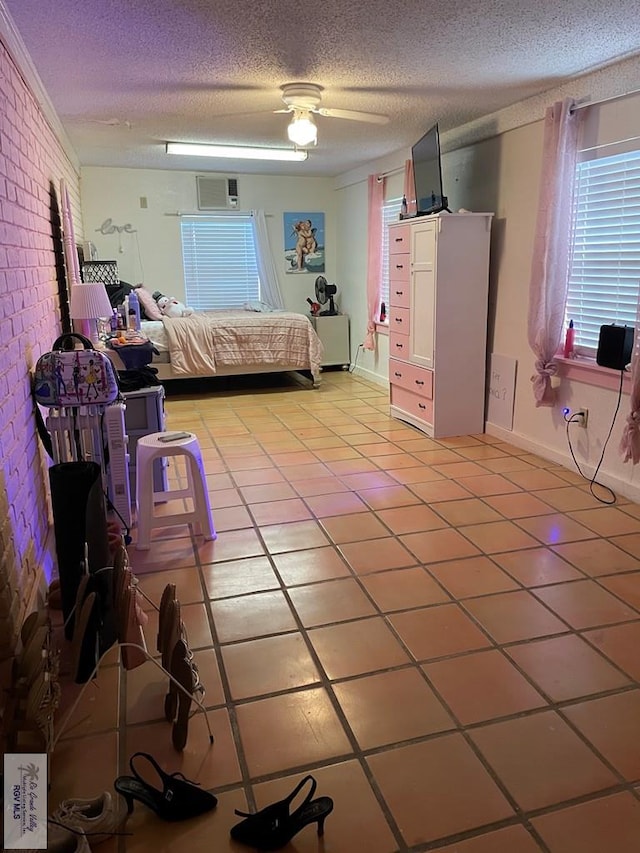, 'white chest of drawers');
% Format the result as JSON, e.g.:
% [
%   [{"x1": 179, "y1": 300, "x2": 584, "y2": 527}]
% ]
[{"x1": 388, "y1": 213, "x2": 493, "y2": 438}]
